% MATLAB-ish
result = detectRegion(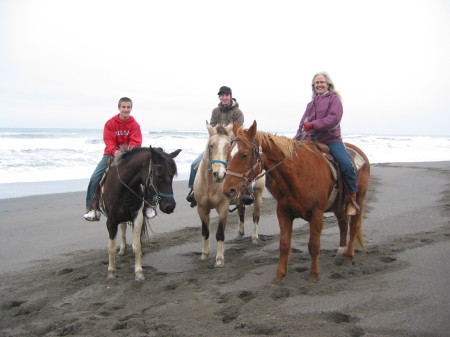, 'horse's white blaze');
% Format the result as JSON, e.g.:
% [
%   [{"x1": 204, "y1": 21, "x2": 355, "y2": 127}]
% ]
[
  {"x1": 211, "y1": 136, "x2": 229, "y2": 181},
  {"x1": 230, "y1": 142, "x2": 239, "y2": 159}
]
